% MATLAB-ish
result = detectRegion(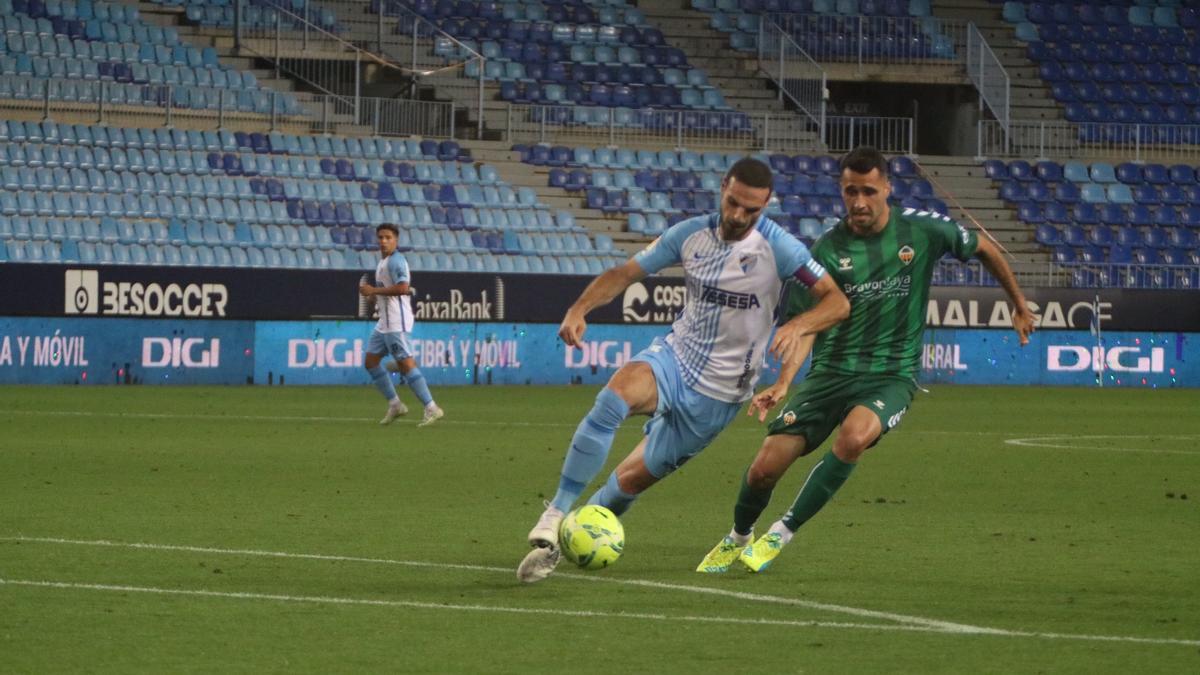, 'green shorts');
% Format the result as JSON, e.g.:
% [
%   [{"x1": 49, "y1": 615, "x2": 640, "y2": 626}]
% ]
[{"x1": 765, "y1": 372, "x2": 918, "y2": 450}]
